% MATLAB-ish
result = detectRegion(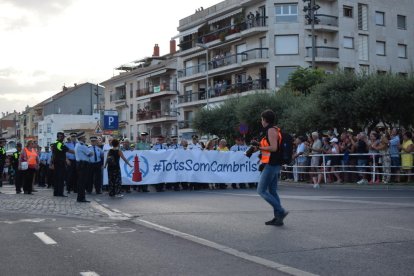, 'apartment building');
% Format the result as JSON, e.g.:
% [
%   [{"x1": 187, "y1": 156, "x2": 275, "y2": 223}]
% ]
[
  {"x1": 101, "y1": 44, "x2": 179, "y2": 143},
  {"x1": 174, "y1": 0, "x2": 413, "y2": 137}
]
